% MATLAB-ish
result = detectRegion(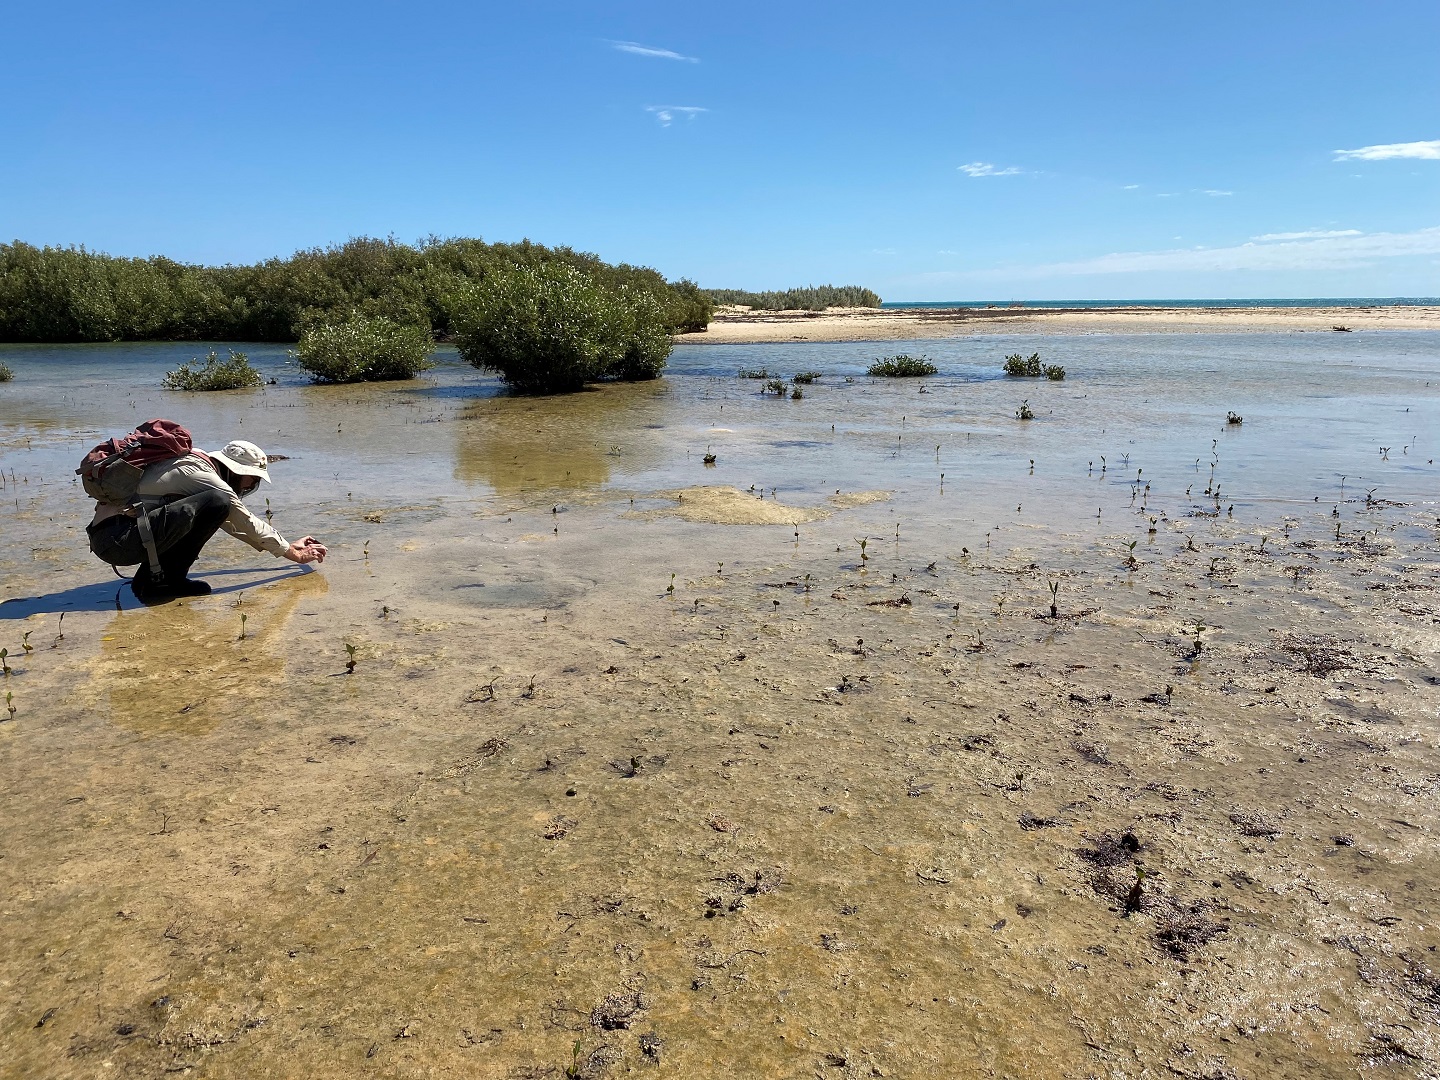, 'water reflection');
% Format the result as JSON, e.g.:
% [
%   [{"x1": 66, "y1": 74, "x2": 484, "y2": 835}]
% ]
[
  {"x1": 100, "y1": 570, "x2": 328, "y2": 736},
  {"x1": 453, "y1": 380, "x2": 672, "y2": 495}
]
